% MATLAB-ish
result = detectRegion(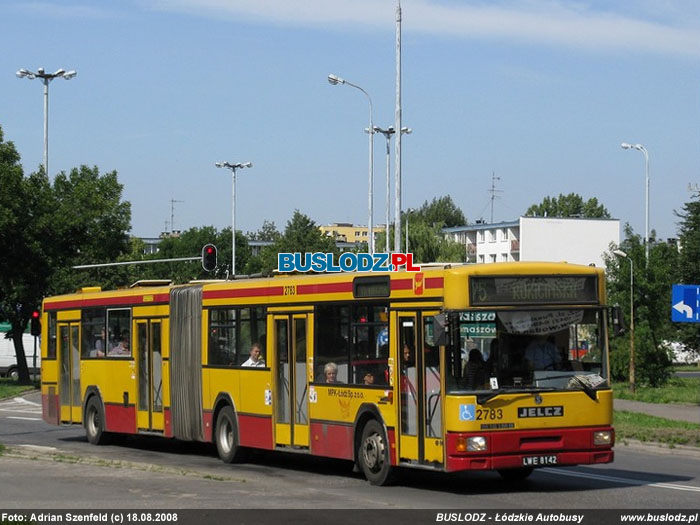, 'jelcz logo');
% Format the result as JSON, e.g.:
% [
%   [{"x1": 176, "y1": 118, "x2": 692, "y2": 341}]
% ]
[
  {"x1": 278, "y1": 252, "x2": 421, "y2": 273},
  {"x1": 517, "y1": 406, "x2": 564, "y2": 418}
]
